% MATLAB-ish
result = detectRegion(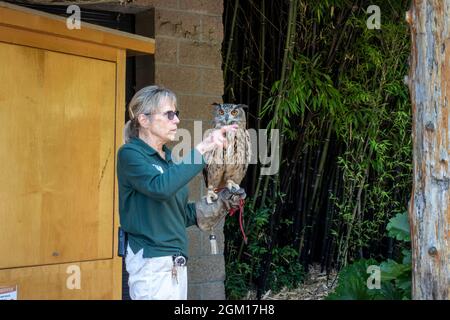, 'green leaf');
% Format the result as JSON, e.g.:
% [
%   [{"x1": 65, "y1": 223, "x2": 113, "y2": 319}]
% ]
[
  {"x1": 376, "y1": 282, "x2": 405, "y2": 300},
  {"x1": 326, "y1": 259, "x2": 378, "y2": 300},
  {"x1": 401, "y1": 249, "x2": 411, "y2": 265},
  {"x1": 386, "y1": 212, "x2": 411, "y2": 242},
  {"x1": 397, "y1": 274, "x2": 412, "y2": 296},
  {"x1": 380, "y1": 259, "x2": 411, "y2": 282}
]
